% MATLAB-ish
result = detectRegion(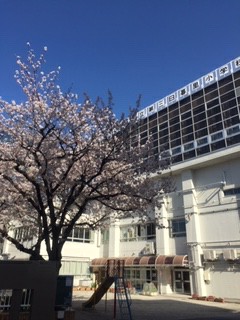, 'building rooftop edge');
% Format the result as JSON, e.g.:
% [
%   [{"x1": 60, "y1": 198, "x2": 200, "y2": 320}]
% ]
[{"x1": 138, "y1": 56, "x2": 240, "y2": 119}]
